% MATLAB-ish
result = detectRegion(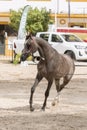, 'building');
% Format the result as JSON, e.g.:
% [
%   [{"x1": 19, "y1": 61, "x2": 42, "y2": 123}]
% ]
[
  {"x1": 51, "y1": 13, "x2": 87, "y2": 28},
  {"x1": 0, "y1": 0, "x2": 87, "y2": 55},
  {"x1": 0, "y1": 0, "x2": 87, "y2": 29},
  {"x1": 0, "y1": 12, "x2": 10, "y2": 55},
  {"x1": 0, "y1": 0, "x2": 87, "y2": 13}
]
